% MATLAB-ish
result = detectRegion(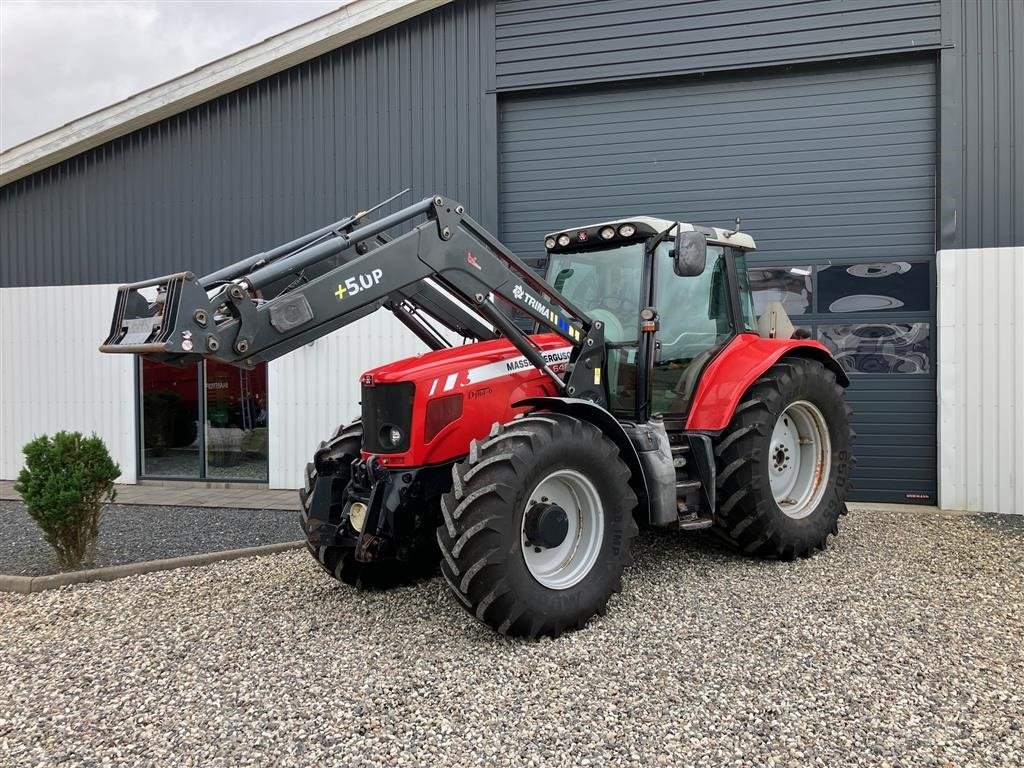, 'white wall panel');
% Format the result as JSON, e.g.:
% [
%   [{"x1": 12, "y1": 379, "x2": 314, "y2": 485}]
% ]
[
  {"x1": 938, "y1": 248, "x2": 1024, "y2": 514},
  {"x1": 267, "y1": 310, "x2": 431, "y2": 489},
  {"x1": 0, "y1": 285, "x2": 137, "y2": 483}
]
